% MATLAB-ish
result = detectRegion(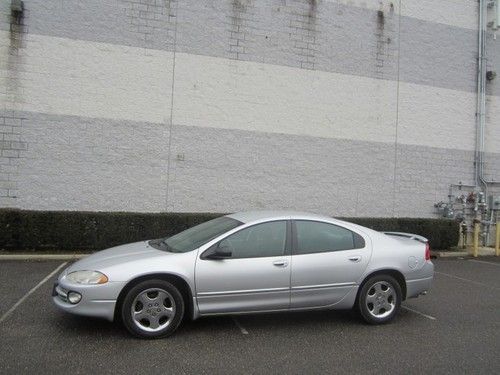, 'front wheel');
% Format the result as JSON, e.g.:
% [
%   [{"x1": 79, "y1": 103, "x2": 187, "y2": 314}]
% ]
[
  {"x1": 358, "y1": 275, "x2": 401, "y2": 324},
  {"x1": 121, "y1": 279, "x2": 185, "y2": 339}
]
